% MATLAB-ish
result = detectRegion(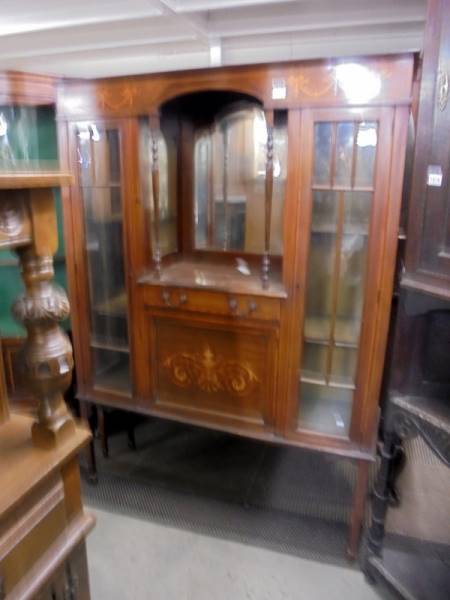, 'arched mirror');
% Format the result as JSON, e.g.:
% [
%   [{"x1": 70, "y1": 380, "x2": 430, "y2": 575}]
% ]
[{"x1": 139, "y1": 90, "x2": 287, "y2": 289}]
